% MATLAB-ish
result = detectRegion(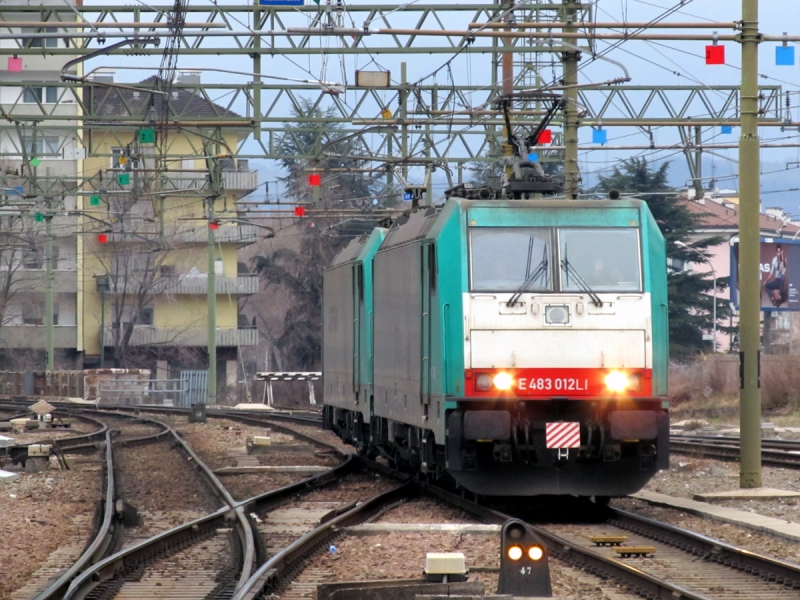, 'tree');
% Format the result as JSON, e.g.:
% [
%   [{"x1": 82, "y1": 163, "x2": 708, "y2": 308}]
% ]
[
  {"x1": 252, "y1": 99, "x2": 383, "y2": 369},
  {"x1": 593, "y1": 157, "x2": 731, "y2": 358}
]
